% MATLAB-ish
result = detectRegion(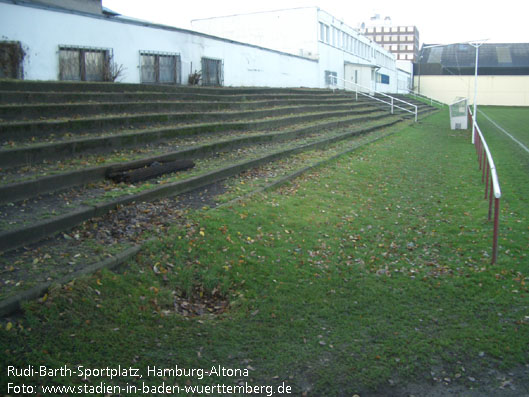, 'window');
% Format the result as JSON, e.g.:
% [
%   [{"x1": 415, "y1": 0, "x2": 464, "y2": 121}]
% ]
[
  {"x1": 0, "y1": 41, "x2": 24, "y2": 79},
  {"x1": 59, "y1": 46, "x2": 110, "y2": 81},
  {"x1": 201, "y1": 57, "x2": 223, "y2": 86},
  {"x1": 325, "y1": 70, "x2": 337, "y2": 86},
  {"x1": 140, "y1": 51, "x2": 181, "y2": 84},
  {"x1": 376, "y1": 73, "x2": 390, "y2": 84}
]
